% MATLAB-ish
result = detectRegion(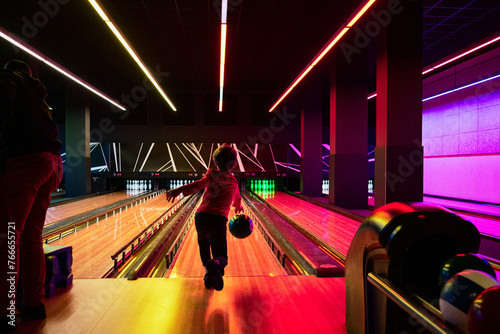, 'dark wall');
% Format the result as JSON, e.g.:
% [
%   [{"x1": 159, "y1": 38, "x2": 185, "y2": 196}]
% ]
[{"x1": 88, "y1": 89, "x2": 303, "y2": 144}]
